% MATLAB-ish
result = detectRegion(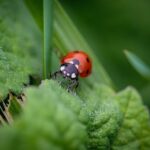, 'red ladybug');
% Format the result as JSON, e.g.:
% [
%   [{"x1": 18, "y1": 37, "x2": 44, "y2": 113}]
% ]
[{"x1": 51, "y1": 50, "x2": 92, "y2": 91}]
